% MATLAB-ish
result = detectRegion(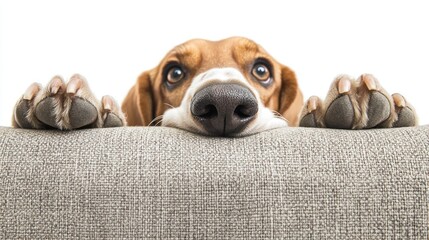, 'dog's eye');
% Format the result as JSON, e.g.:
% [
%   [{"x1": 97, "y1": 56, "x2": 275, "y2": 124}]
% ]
[
  {"x1": 167, "y1": 66, "x2": 185, "y2": 84},
  {"x1": 252, "y1": 63, "x2": 271, "y2": 82}
]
